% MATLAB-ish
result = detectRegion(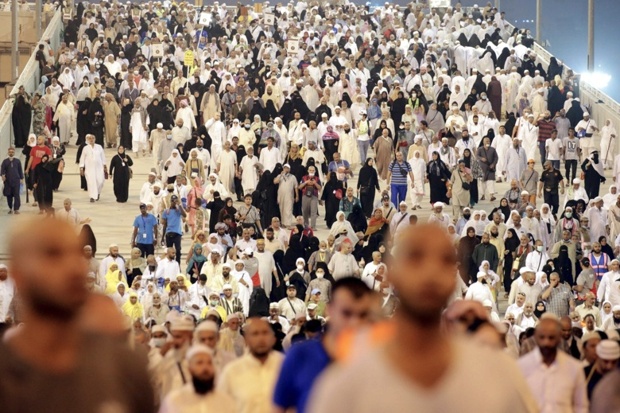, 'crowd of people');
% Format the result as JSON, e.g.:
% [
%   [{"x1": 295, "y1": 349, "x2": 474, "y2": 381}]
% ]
[{"x1": 2, "y1": 0, "x2": 620, "y2": 412}]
